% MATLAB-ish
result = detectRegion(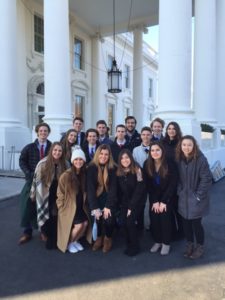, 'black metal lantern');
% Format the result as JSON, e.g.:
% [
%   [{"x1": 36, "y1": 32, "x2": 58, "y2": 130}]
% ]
[
  {"x1": 108, "y1": 60, "x2": 122, "y2": 93},
  {"x1": 108, "y1": 0, "x2": 122, "y2": 93}
]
